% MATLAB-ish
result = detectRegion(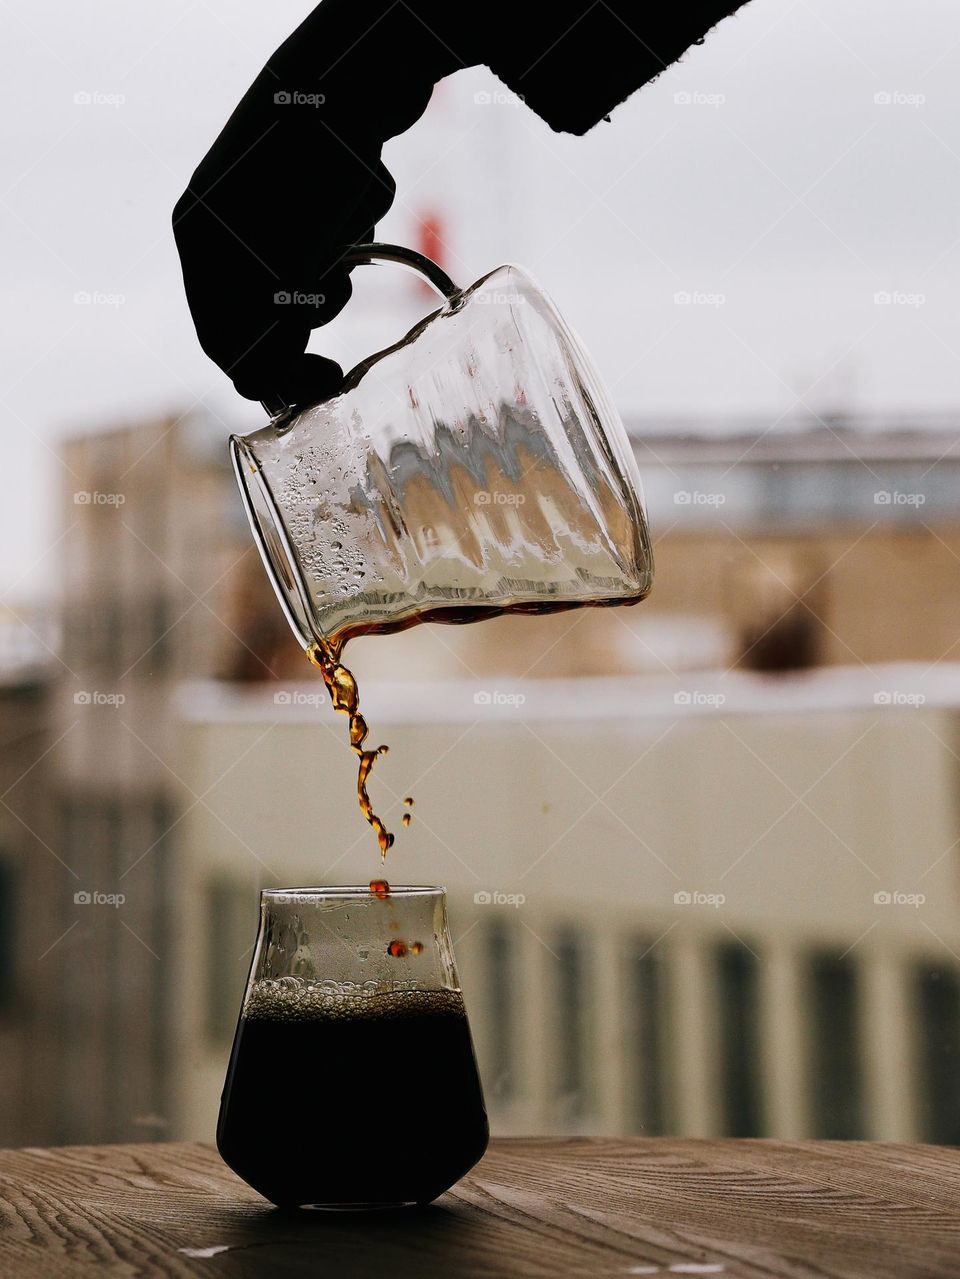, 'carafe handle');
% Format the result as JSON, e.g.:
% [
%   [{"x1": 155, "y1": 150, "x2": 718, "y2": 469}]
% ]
[{"x1": 260, "y1": 242, "x2": 460, "y2": 418}]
